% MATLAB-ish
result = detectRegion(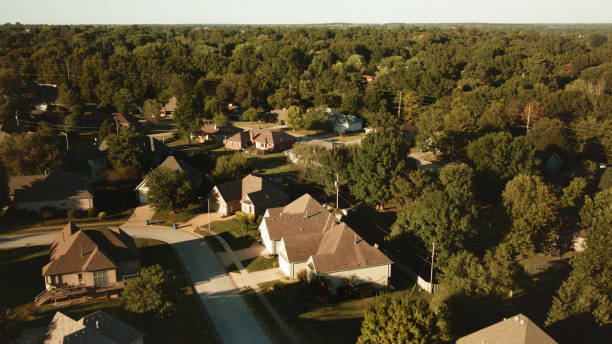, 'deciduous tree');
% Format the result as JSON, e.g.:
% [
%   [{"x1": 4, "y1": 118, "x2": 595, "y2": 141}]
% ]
[
  {"x1": 357, "y1": 294, "x2": 439, "y2": 344},
  {"x1": 122, "y1": 264, "x2": 181, "y2": 319},
  {"x1": 145, "y1": 167, "x2": 193, "y2": 212}
]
